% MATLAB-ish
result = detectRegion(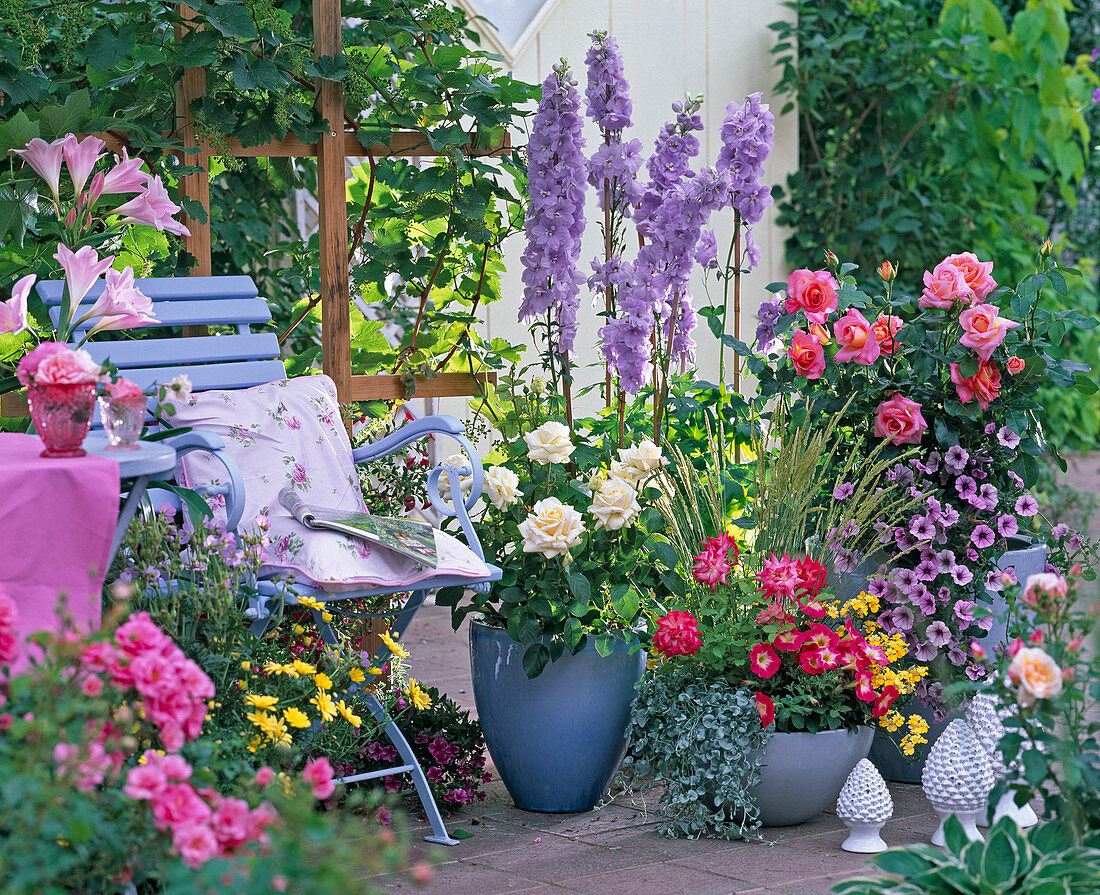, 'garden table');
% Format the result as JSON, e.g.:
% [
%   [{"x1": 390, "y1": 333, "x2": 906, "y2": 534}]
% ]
[
  {"x1": 81, "y1": 432, "x2": 178, "y2": 570},
  {"x1": 0, "y1": 432, "x2": 120, "y2": 673}
]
